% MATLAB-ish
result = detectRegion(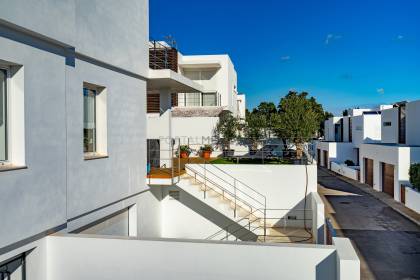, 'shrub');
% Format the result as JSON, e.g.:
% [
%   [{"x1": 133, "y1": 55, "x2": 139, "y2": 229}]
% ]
[
  {"x1": 409, "y1": 163, "x2": 420, "y2": 191},
  {"x1": 344, "y1": 159, "x2": 355, "y2": 166},
  {"x1": 179, "y1": 145, "x2": 192, "y2": 155},
  {"x1": 200, "y1": 144, "x2": 214, "y2": 152}
]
